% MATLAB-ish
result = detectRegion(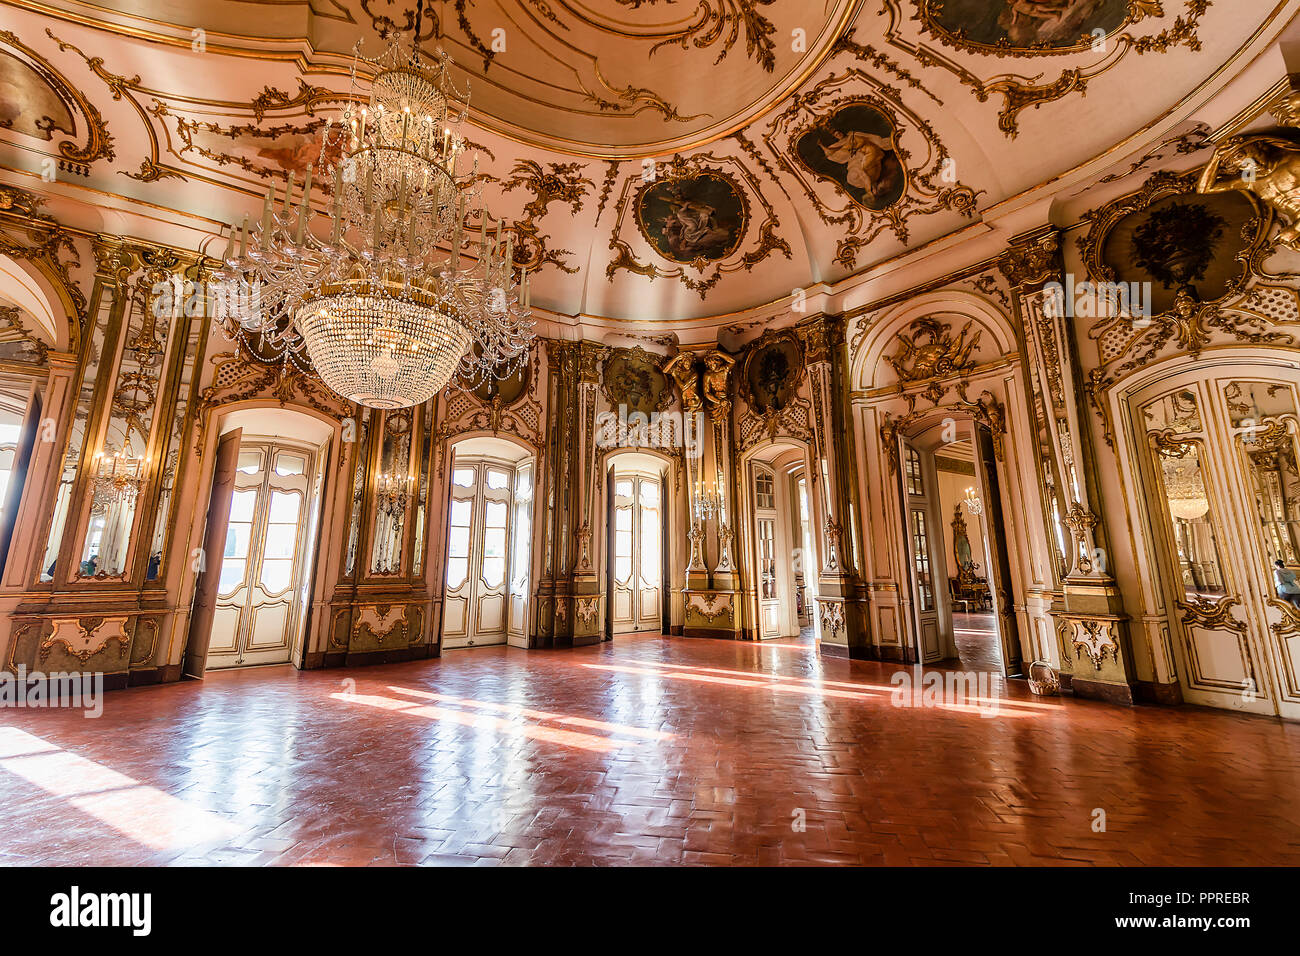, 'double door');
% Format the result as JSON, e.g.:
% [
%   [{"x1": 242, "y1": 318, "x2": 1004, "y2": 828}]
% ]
[
  {"x1": 609, "y1": 473, "x2": 662, "y2": 634},
  {"x1": 209, "y1": 438, "x2": 316, "y2": 669},
  {"x1": 1135, "y1": 367, "x2": 1300, "y2": 718},
  {"x1": 443, "y1": 458, "x2": 517, "y2": 648}
]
